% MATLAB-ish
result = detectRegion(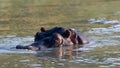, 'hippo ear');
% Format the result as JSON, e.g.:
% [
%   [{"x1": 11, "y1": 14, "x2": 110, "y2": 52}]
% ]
[
  {"x1": 40, "y1": 27, "x2": 45, "y2": 32},
  {"x1": 64, "y1": 30, "x2": 71, "y2": 38}
]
